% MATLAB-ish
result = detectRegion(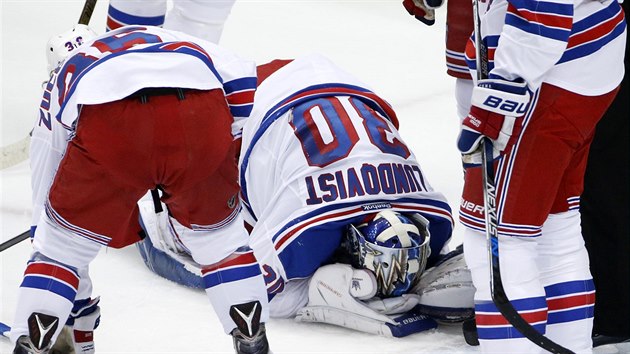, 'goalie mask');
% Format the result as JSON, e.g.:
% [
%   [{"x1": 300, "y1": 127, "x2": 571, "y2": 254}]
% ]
[
  {"x1": 46, "y1": 24, "x2": 97, "y2": 74},
  {"x1": 346, "y1": 210, "x2": 431, "y2": 297}
]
